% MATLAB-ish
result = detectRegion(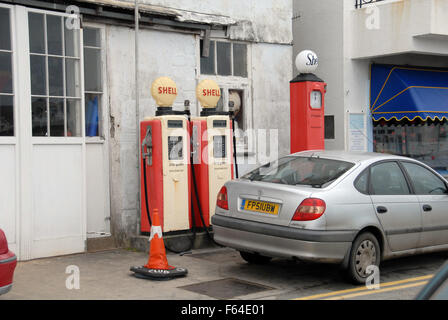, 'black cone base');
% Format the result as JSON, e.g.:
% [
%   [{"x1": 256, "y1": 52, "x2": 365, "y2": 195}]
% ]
[{"x1": 130, "y1": 265, "x2": 188, "y2": 281}]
